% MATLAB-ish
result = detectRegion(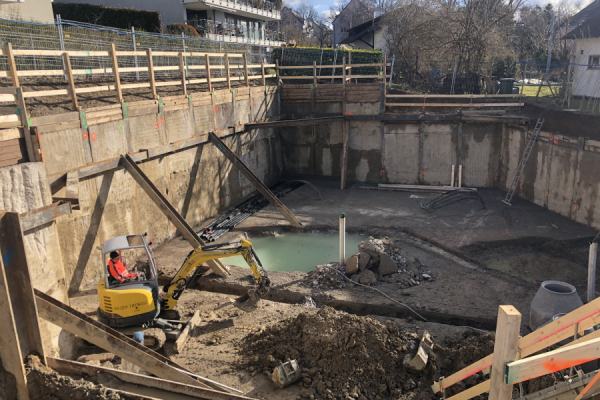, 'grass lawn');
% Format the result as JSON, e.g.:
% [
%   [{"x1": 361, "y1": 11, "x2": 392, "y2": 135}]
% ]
[{"x1": 519, "y1": 85, "x2": 600, "y2": 114}]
